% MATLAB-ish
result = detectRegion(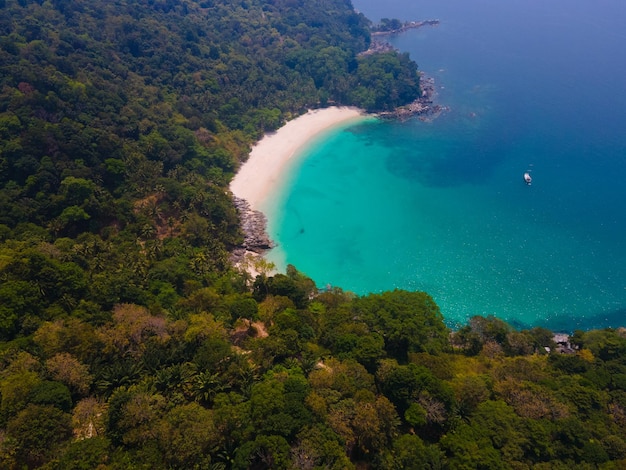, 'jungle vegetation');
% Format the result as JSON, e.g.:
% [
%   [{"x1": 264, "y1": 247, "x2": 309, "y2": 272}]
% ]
[{"x1": 1, "y1": 0, "x2": 626, "y2": 468}]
